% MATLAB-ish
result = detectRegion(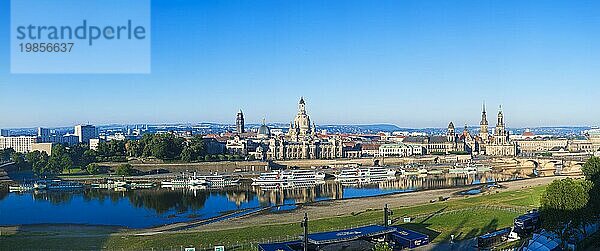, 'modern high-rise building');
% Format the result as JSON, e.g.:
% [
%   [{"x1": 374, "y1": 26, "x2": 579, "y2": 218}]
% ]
[
  {"x1": 0, "y1": 129, "x2": 9, "y2": 137},
  {"x1": 37, "y1": 127, "x2": 50, "y2": 141},
  {"x1": 74, "y1": 124, "x2": 98, "y2": 145},
  {"x1": 236, "y1": 110, "x2": 245, "y2": 134}
]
